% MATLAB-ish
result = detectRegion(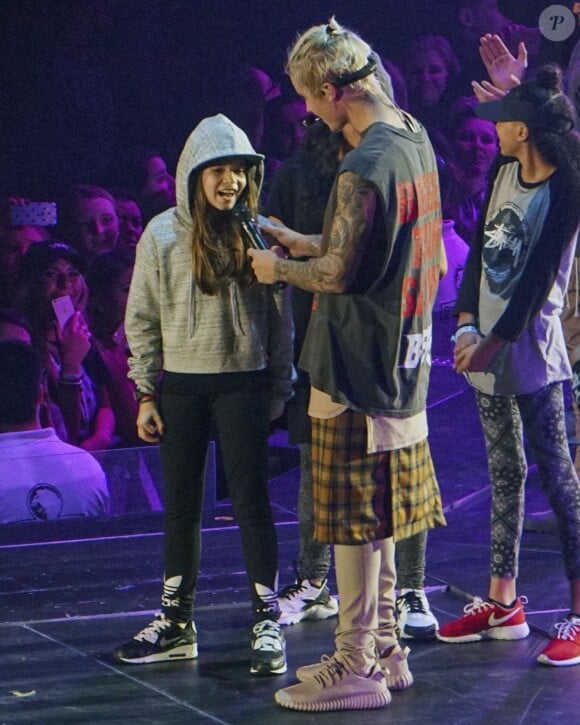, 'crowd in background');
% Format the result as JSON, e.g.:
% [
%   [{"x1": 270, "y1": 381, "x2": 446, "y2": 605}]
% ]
[{"x1": 0, "y1": 0, "x2": 578, "y2": 460}]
